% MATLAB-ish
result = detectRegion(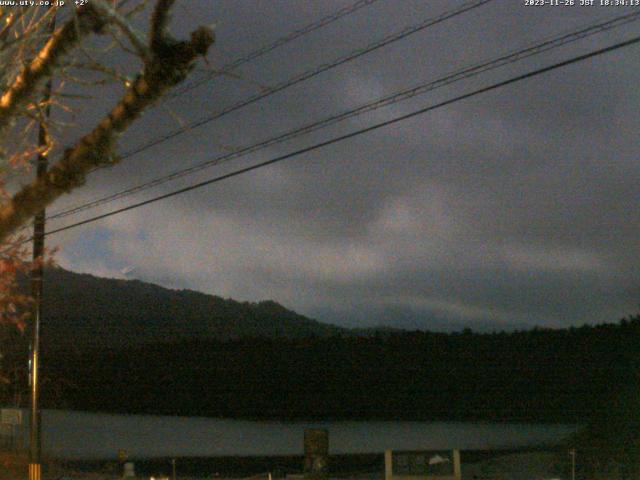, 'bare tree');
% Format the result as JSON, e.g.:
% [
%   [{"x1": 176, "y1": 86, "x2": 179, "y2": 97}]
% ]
[{"x1": 0, "y1": 0, "x2": 214, "y2": 328}]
